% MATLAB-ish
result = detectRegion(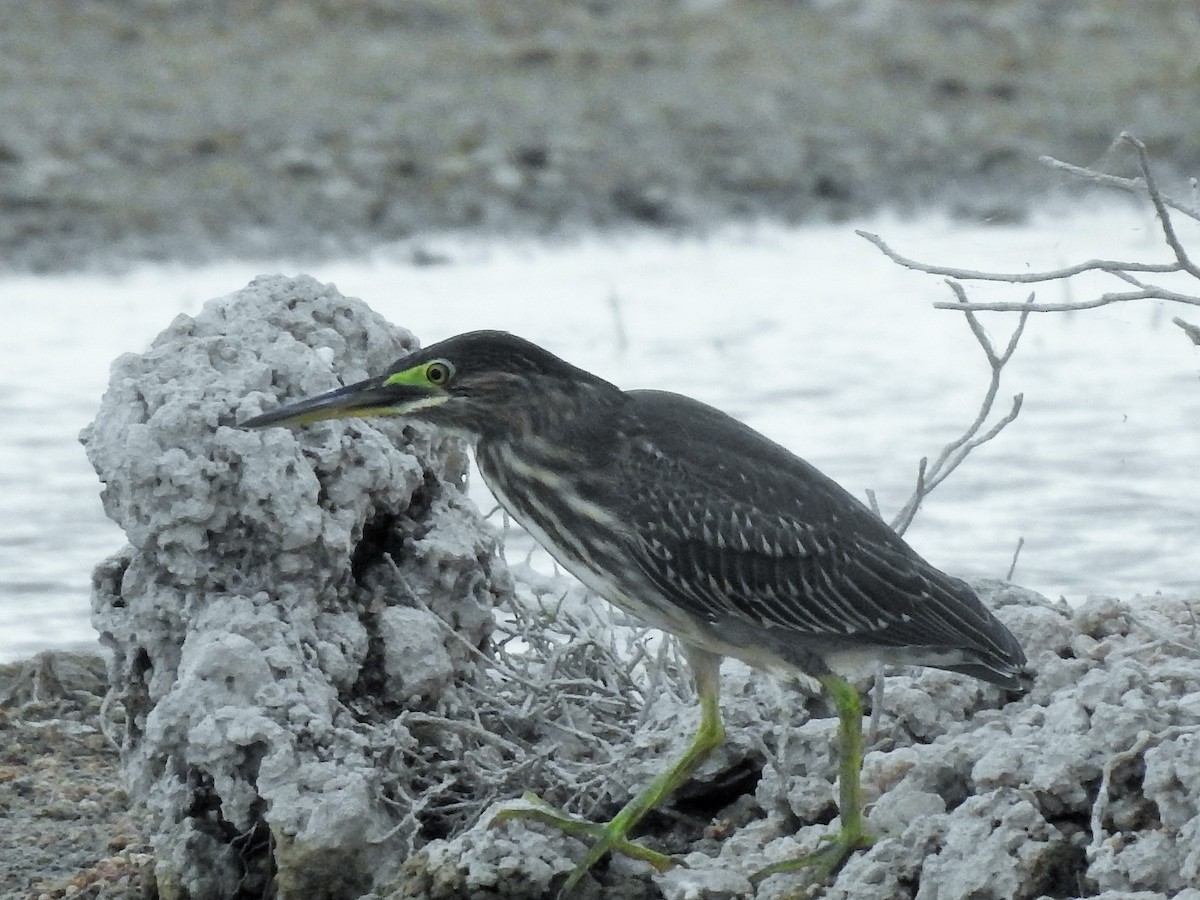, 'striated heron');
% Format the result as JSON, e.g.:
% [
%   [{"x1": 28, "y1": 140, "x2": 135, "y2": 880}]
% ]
[{"x1": 243, "y1": 330, "x2": 1027, "y2": 891}]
